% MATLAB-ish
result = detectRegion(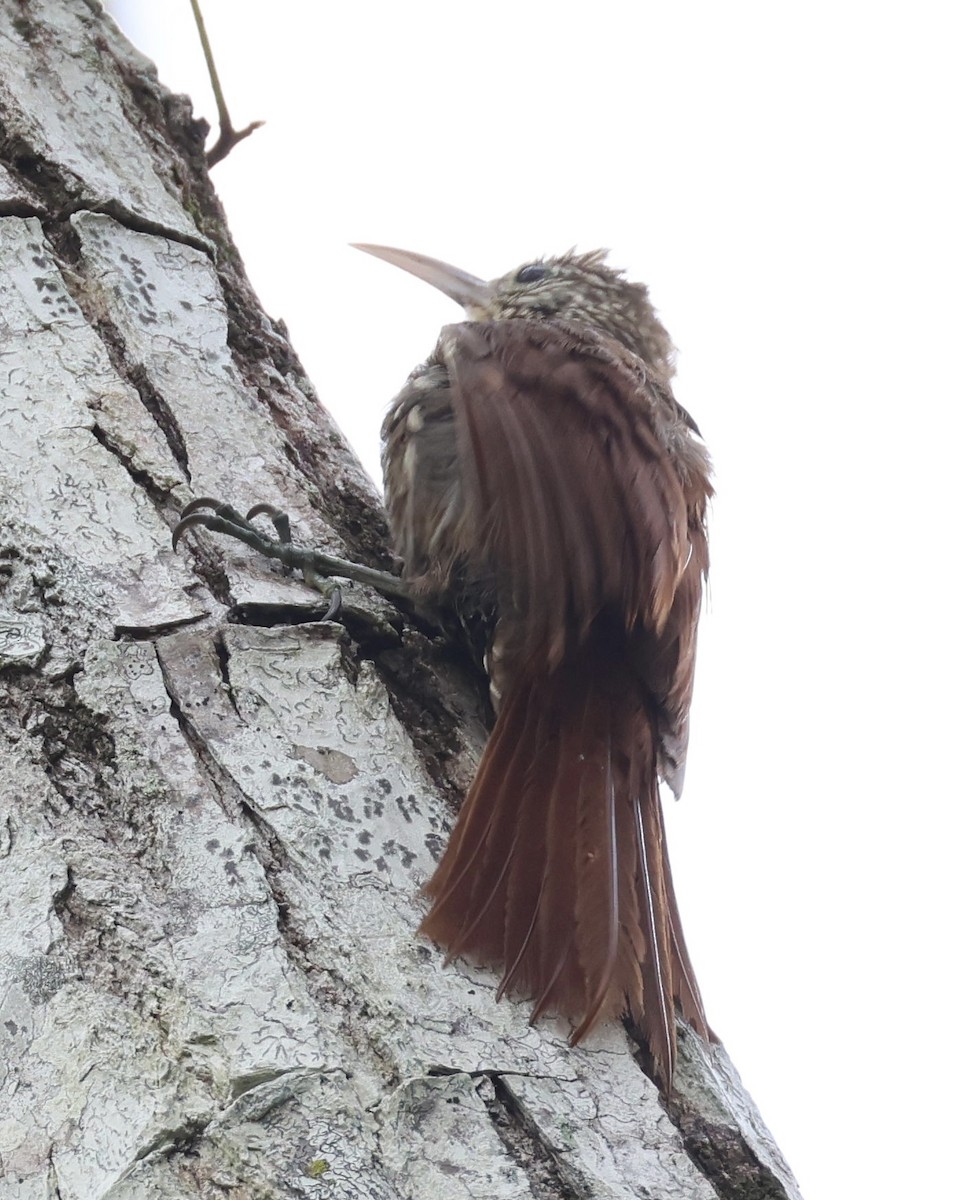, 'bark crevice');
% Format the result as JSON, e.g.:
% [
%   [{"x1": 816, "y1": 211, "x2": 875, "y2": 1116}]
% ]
[{"x1": 477, "y1": 1074, "x2": 578, "y2": 1200}]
